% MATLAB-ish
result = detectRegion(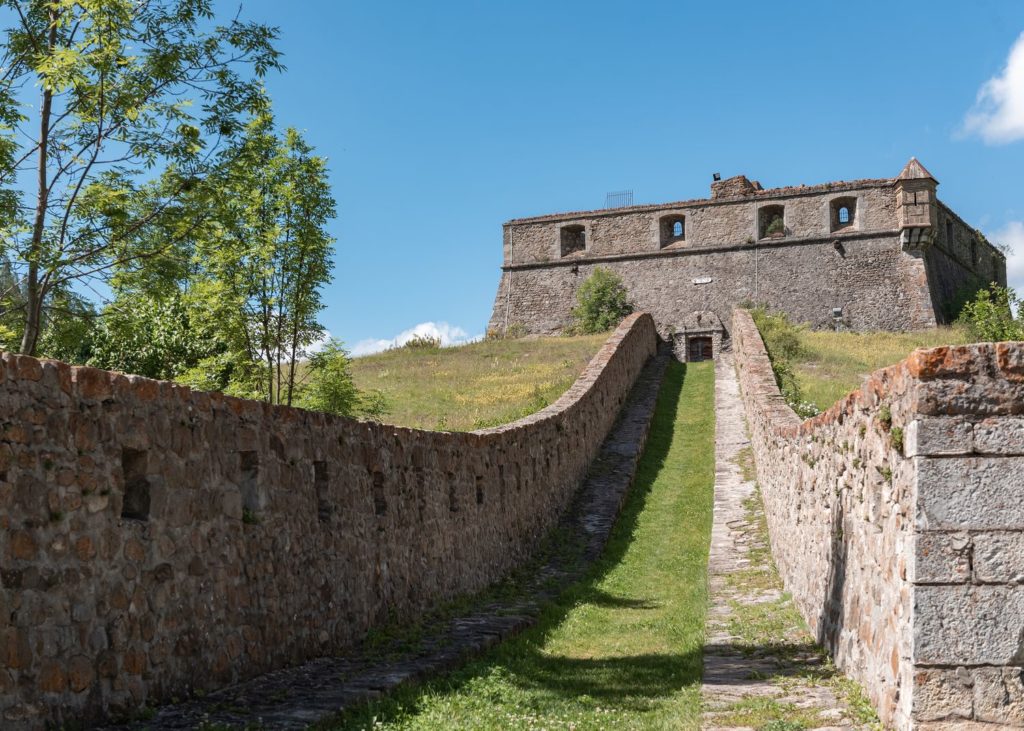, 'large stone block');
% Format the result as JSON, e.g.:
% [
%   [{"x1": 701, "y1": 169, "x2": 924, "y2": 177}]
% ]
[
  {"x1": 917, "y1": 457, "x2": 1024, "y2": 530},
  {"x1": 911, "y1": 531, "x2": 971, "y2": 584},
  {"x1": 972, "y1": 532, "x2": 1024, "y2": 584},
  {"x1": 914, "y1": 585, "x2": 1024, "y2": 665}
]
